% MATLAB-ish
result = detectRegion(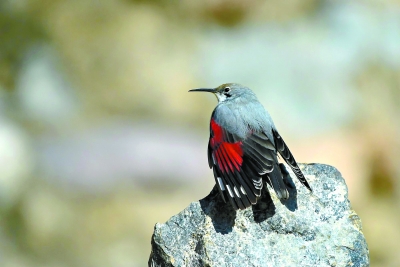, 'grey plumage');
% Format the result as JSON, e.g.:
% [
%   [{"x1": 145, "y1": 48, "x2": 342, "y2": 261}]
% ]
[
  {"x1": 213, "y1": 87, "x2": 276, "y2": 141},
  {"x1": 189, "y1": 83, "x2": 312, "y2": 210}
]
